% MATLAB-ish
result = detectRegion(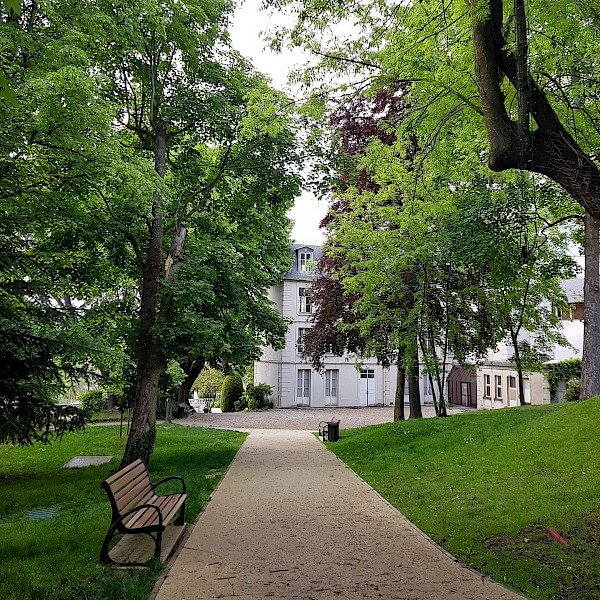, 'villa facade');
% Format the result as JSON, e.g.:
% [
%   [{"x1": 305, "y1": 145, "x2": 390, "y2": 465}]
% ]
[{"x1": 254, "y1": 244, "x2": 443, "y2": 408}]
